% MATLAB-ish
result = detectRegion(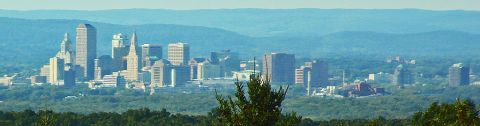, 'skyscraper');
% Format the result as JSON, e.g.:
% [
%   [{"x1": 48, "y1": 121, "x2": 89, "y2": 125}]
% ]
[
  {"x1": 262, "y1": 53, "x2": 295, "y2": 84},
  {"x1": 168, "y1": 43, "x2": 189, "y2": 66},
  {"x1": 126, "y1": 33, "x2": 141, "y2": 81},
  {"x1": 111, "y1": 33, "x2": 129, "y2": 71},
  {"x1": 448, "y1": 63, "x2": 470, "y2": 86},
  {"x1": 295, "y1": 60, "x2": 329, "y2": 87},
  {"x1": 308, "y1": 60, "x2": 329, "y2": 87},
  {"x1": 150, "y1": 59, "x2": 172, "y2": 87},
  {"x1": 56, "y1": 33, "x2": 74, "y2": 64},
  {"x1": 75, "y1": 24, "x2": 96, "y2": 80},
  {"x1": 392, "y1": 64, "x2": 413, "y2": 86},
  {"x1": 141, "y1": 44, "x2": 162, "y2": 67},
  {"x1": 49, "y1": 57, "x2": 64, "y2": 84}
]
